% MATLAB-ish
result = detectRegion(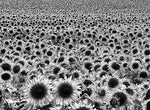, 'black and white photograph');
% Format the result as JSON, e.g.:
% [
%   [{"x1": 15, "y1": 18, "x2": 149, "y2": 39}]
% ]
[{"x1": 0, "y1": 0, "x2": 149, "y2": 110}]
